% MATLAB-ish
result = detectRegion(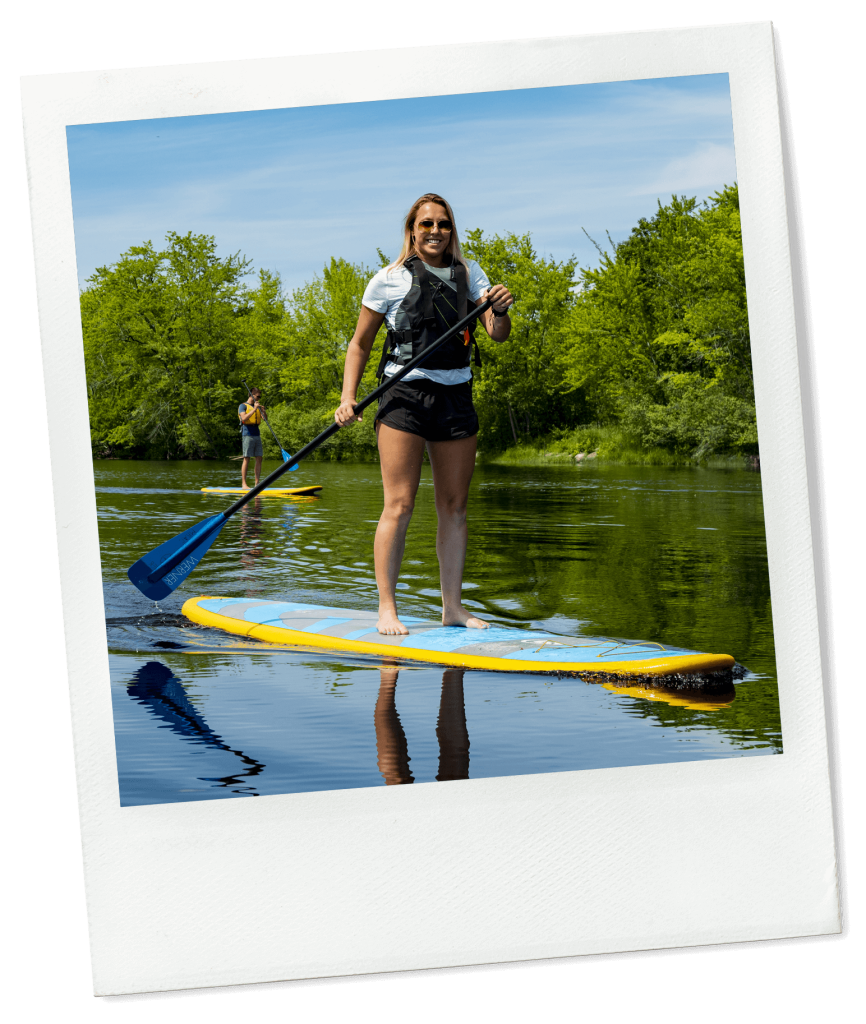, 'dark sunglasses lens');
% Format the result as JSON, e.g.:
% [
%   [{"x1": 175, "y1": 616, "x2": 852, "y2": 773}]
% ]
[{"x1": 418, "y1": 220, "x2": 452, "y2": 231}]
